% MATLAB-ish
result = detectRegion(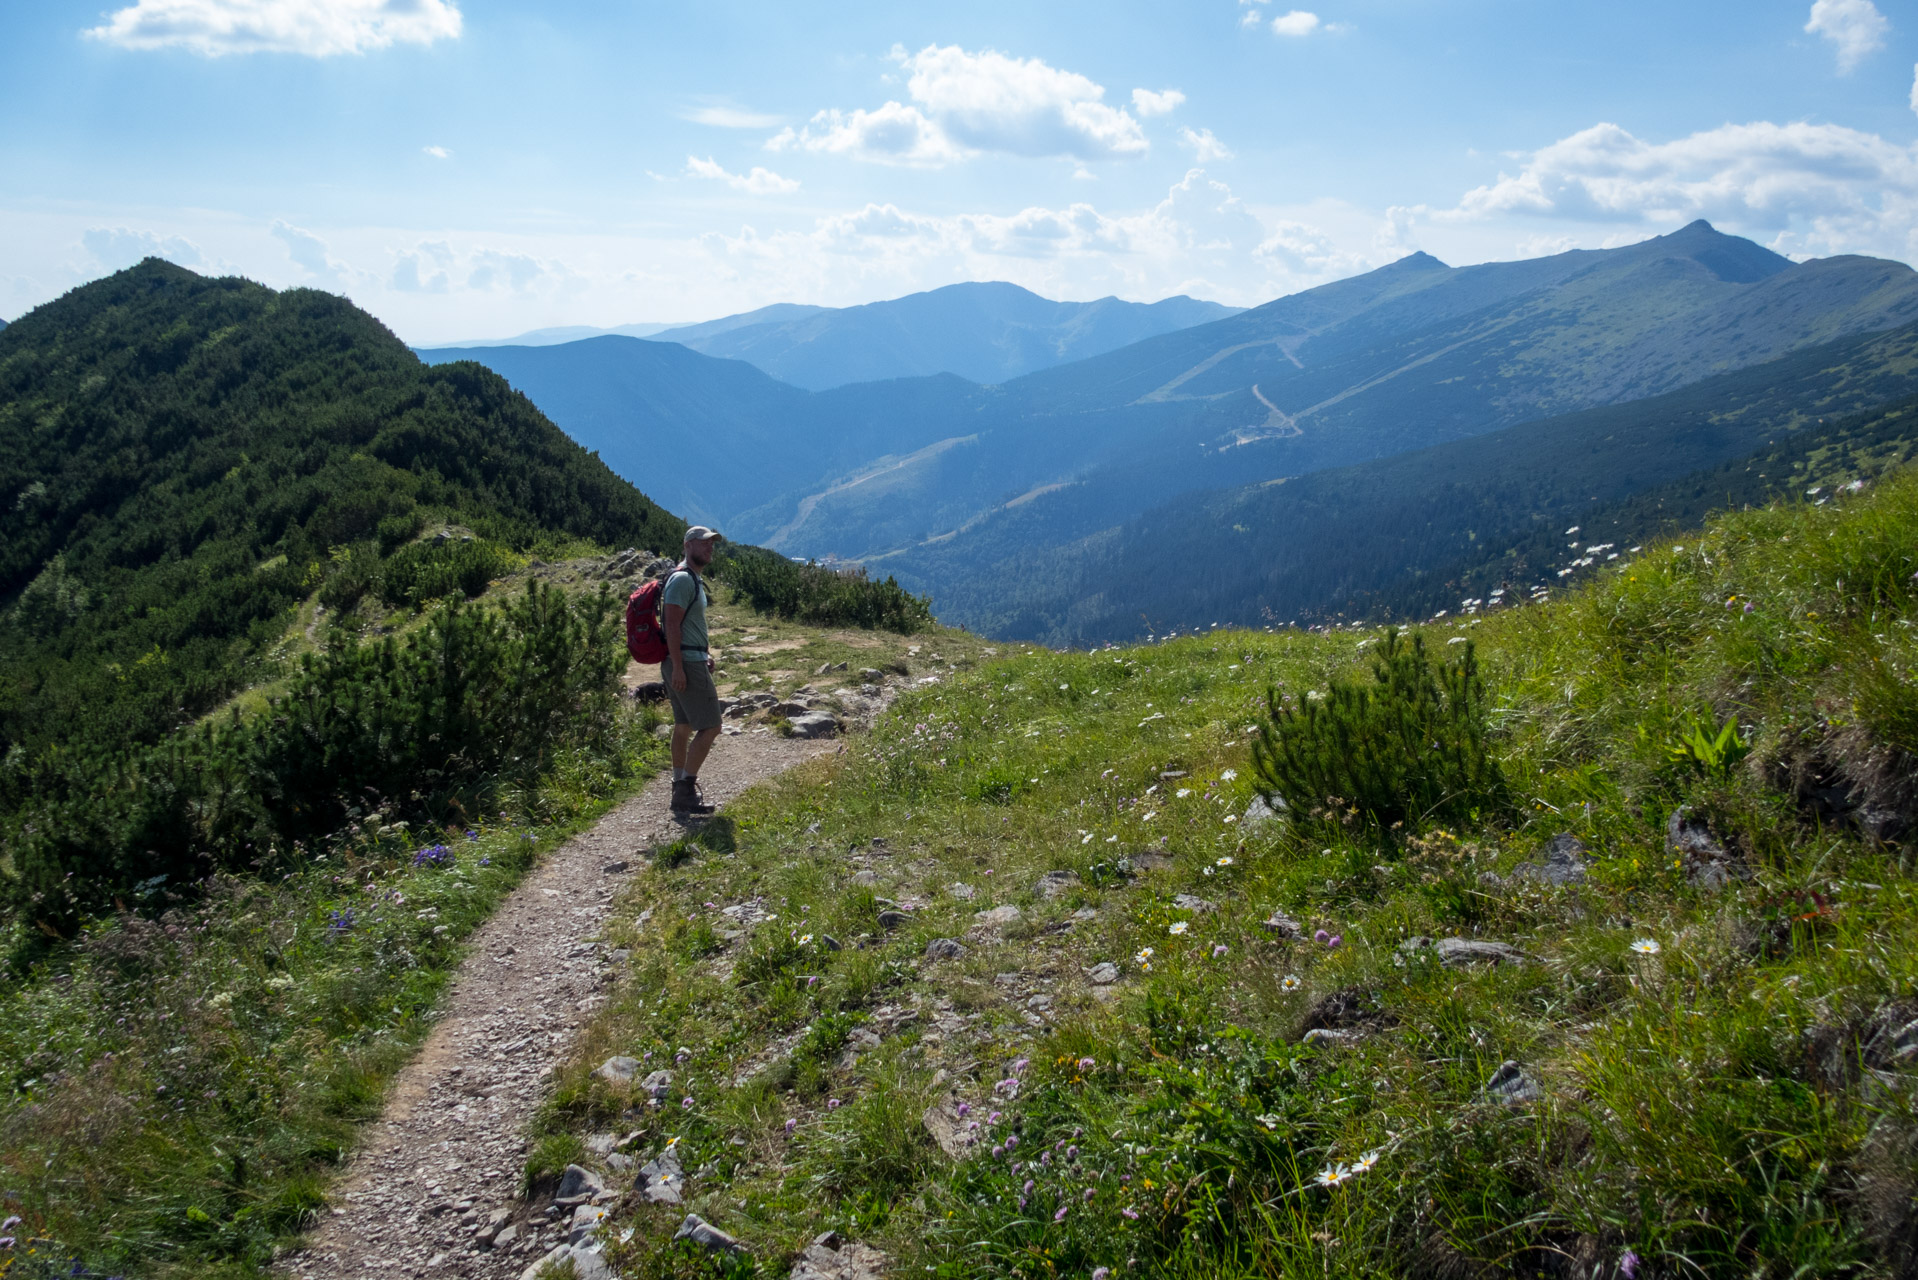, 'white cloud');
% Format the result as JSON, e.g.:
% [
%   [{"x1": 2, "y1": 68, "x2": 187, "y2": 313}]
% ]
[
  {"x1": 685, "y1": 105, "x2": 784, "y2": 129},
  {"x1": 773, "y1": 44, "x2": 1148, "y2": 166},
  {"x1": 1131, "y1": 88, "x2": 1185, "y2": 117},
  {"x1": 1804, "y1": 0, "x2": 1889, "y2": 73},
  {"x1": 685, "y1": 155, "x2": 800, "y2": 195},
  {"x1": 467, "y1": 249, "x2": 547, "y2": 293},
  {"x1": 271, "y1": 219, "x2": 344, "y2": 279},
  {"x1": 1910, "y1": 62, "x2": 1917, "y2": 114},
  {"x1": 1446, "y1": 119, "x2": 1918, "y2": 260},
  {"x1": 1179, "y1": 126, "x2": 1234, "y2": 162},
  {"x1": 1270, "y1": 10, "x2": 1321, "y2": 37},
  {"x1": 423, "y1": 145, "x2": 451, "y2": 159},
  {"x1": 85, "y1": 0, "x2": 461, "y2": 57},
  {"x1": 82, "y1": 226, "x2": 202, "y2": 269},
  {"x1": 391, "y1": 241, "x2": 452, "y2": 293}
]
